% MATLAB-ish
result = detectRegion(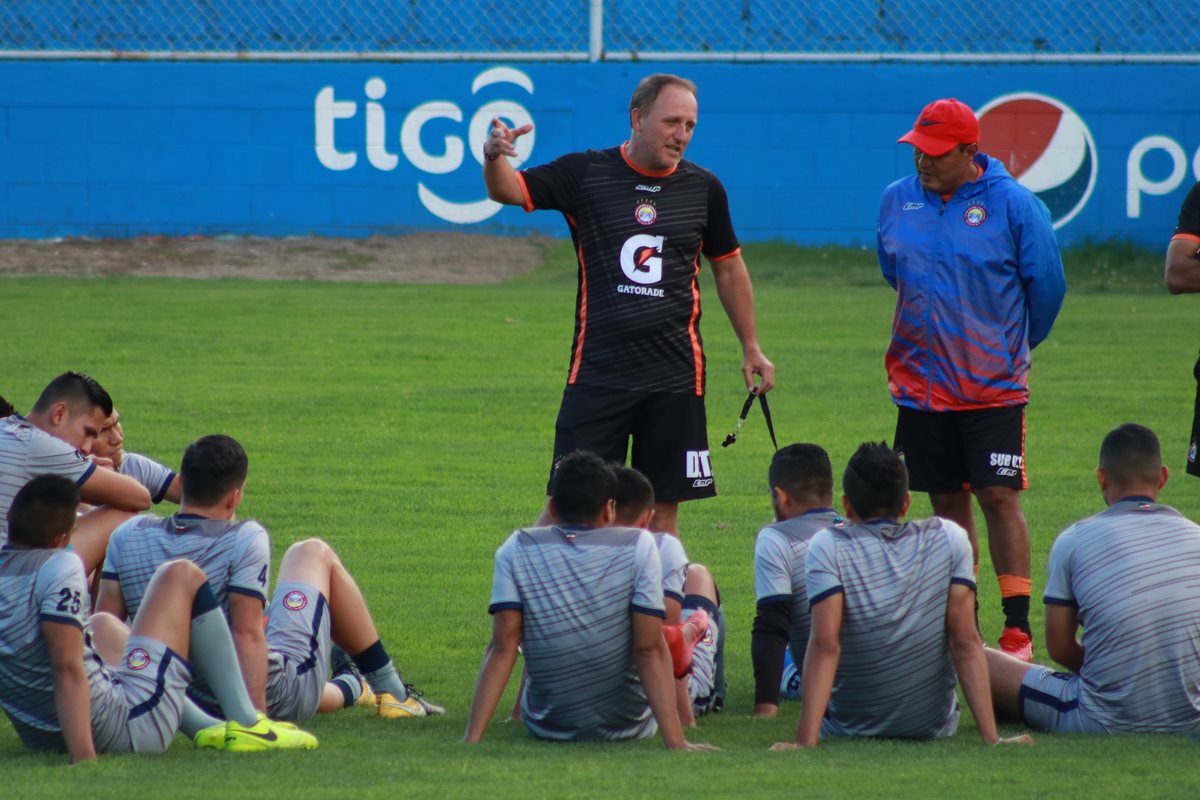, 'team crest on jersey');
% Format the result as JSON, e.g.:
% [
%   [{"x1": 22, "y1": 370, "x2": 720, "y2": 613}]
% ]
[
  {"x1": 283, "y1": 590, "x2": 308, "y2": 611},
  {"x1": 964, "y1": 205, "x2": 987, "y2": 227},
  {"x1": 701, "y1": 626, "x2": 715, "y2": 646},
  {"x1": 634, "y1": 200, "x2": 657, "y2": 226},
  {"x1": 126, "y1": 648, "x2": 152, "y2": 671}
]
